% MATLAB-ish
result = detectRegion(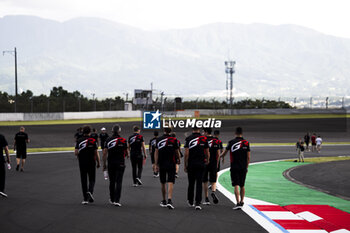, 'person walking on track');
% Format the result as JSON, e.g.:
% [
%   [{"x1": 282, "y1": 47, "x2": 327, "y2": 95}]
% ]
[
  {"x1": 14, "y1": 127, "x2": 29, "y2": 172},
  {"x1": 99, "y1": 127, "x2": 109, "y2": 150},
  {"x1": 0, "y1": 133, "x2": 10, "y2": 198},
  {"x1": 154, "y1": 127, "x2": 181, "y2": 209},
  {"x1": 311, "y1": 133, "x2": 317, "y2": 152},
  {"x1": 221, "y1": 127, "x2": 250, "y2": 210},
  {"x1": 316, "y1": 135, "x2": 323, "y2": 153},
  {"x1": 202, "y1": 128, "x2": 220, "y2": 205},
  {"x1": 184, "y1": 127, "x2": 209, "y2": 210},
  {"x1": 75, "y1": 125, "x2": 100, "y2": 205},
  {"x1": 149, "y1": 131, "x2": 159, "y2": 178},
  {"x1": 128, "y1": 126, "x2": 147, "y2": 186},
  {"x1": 170, "y1": 132, "x2": 182, "y2": 178},
  {"x1": 304, "y1": 132, "x2": 310, "y2": 151},
  {"x1": 103, "y1": 124, "x2": 128, "y2": 206}
]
